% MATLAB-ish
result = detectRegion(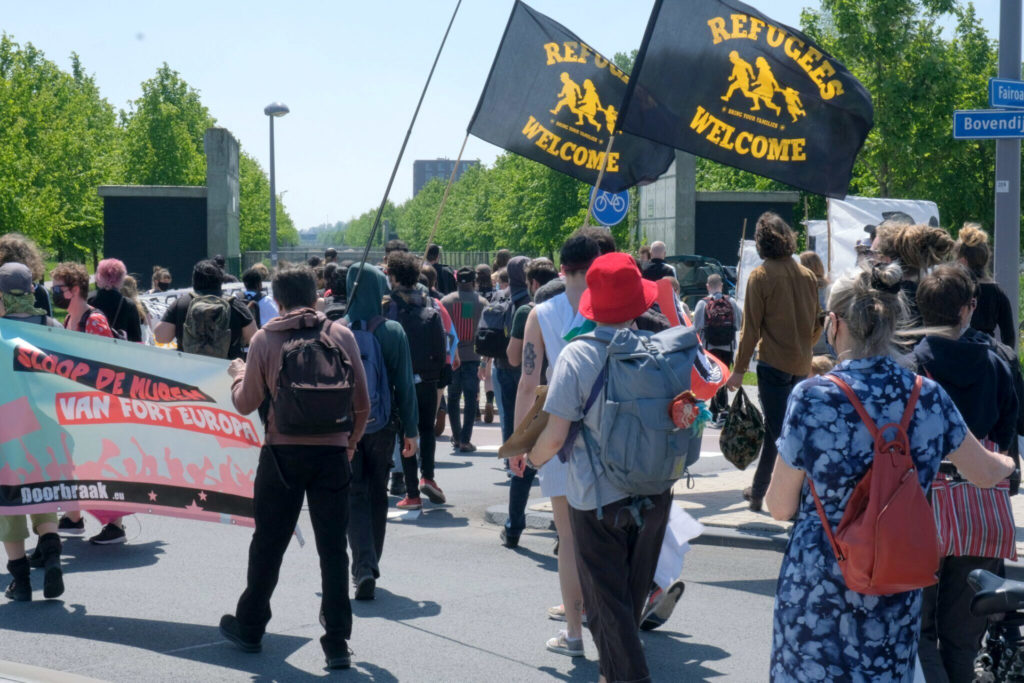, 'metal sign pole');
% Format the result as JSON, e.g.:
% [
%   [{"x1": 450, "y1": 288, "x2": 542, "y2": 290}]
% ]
[{"x1": 995, "y1": 0, "x2": 1022, "y2": 332}]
